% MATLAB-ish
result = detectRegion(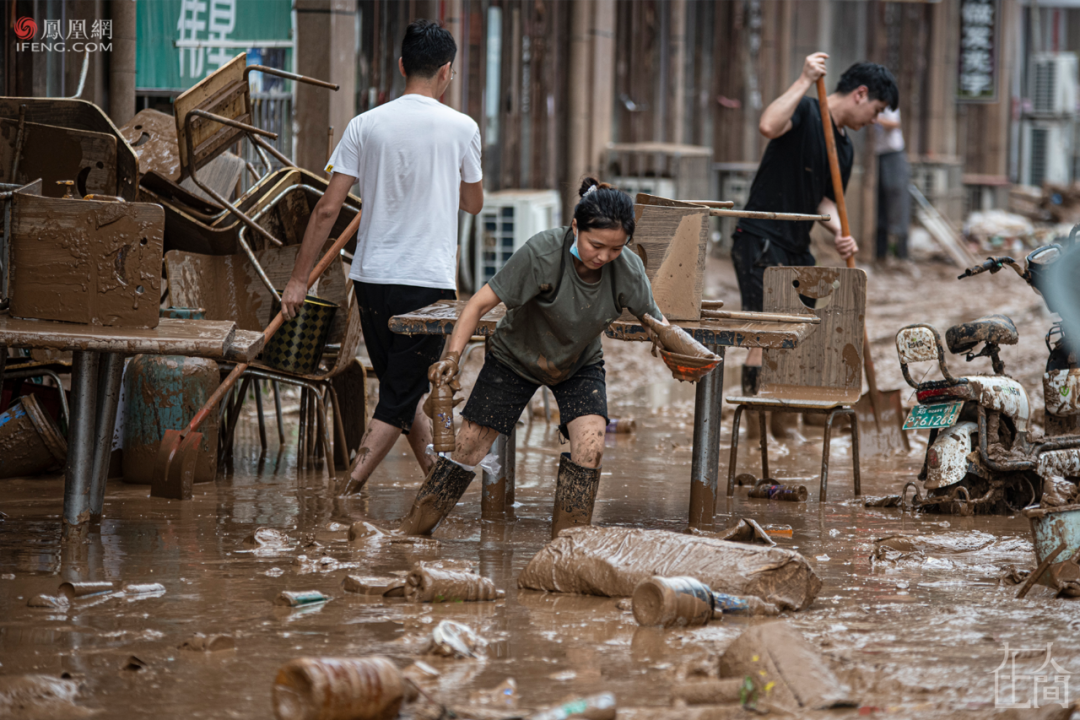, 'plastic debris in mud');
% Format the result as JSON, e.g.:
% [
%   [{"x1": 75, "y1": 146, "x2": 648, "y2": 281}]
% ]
[
  {"x1": 527, "y1": 692, "x2": 616, "y2": 720},
  {"x1": 426, "y1": 620, "x2": 486, "y2": 659},
  {"x1": 631, "y1": 576, "x2": 780, "y2": 628},
  {"x1": 124, "y1": 583, "x2": 166, "y2": 597},
  {"x1": 467, "y1": 678, "x2": 517, "y2": 708},
  {"x1": 0, "y1": 674, "x2": 85, "y2": 717},
  {"x1": 605, "y1": 418, "x2": 636, "y2": 434},
  {"x1": 342, "y1": 575, "x2": 407, "y2": 597},
  {"x1": 863, "y1": 495, "x2": 903, "y2": 508},
  {"x1": 244, "y1": 527, "x2": 293, "y2": 550},
  {"x1": 59, "y1": 581, "x2": 114, "y2": 600},
  {"x1": 404, "y1": 562, "x2": 504, "y2": 603},
  {"x1": 275, "y1": 591, "x2": 330, "y2": 607},
  {"x1": 747, "y1": 483, "x2": 809, "y2": 502},
  {"x1": 719, "y1": 622, "x2": 854, "y2": 710},
  {"x1": 27, "y1": 594, "x2": 69, "y2": 609},
  {"x1": 716, "y1": 518, "x2": 776, "y2": 546},
  {"x1": 179, "y1": 634, "x2": 236, "y2": 652},
  {"x1": 272, "y1": 656, "x2": 413, "y2": 720}
]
